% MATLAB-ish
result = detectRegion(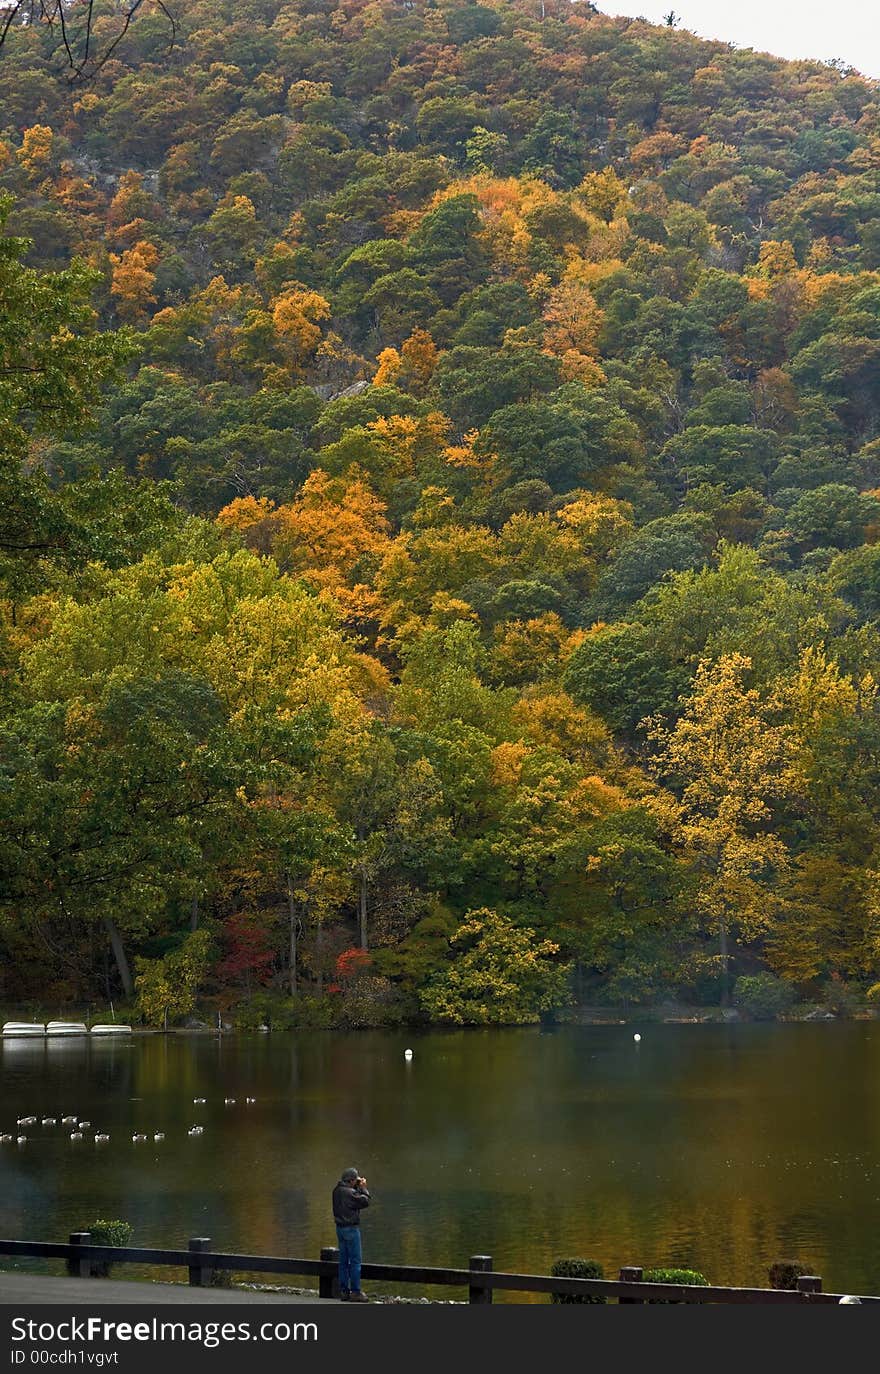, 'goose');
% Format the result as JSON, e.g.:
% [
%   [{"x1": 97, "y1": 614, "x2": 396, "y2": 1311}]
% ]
[
  {"x1": 131, "y1": 1133, "x2": 147, "y2": 1142},
  {"x1": 41, "y1": 1117, "x2": 57, "y2": 1126},
  {"x1": 62, "y1": 1116, "x2": 77, "y2": 1125},
  {"x1": 0, "y1": 1134, "x2": 13, "y2": 1142},
  {"x1": 16, "y1": 1135, "x2": 27, "y2": 1144},
  {"x1": 78, "y1": 1120, "x2": 91, "y2": 1129},
  {"x1": 69, "y1": 1132, "x2": 83, "y2": 1141},
  {"x1": 153, "y1": 1132, "x2": 165, "y2": 1142},
  {"x1": 188, "y1": 1126, "x2": 203, "y2": 1136},
  {"x1": 17, "y1": 1116, "x2": 36, "y2": 1126},
  {"x1": 193, "y1": 1098, "x2": 206, "y2": 1104},
  {"x1": 95, "y1": 1133, "x2": 109, "y2": 1143}
]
